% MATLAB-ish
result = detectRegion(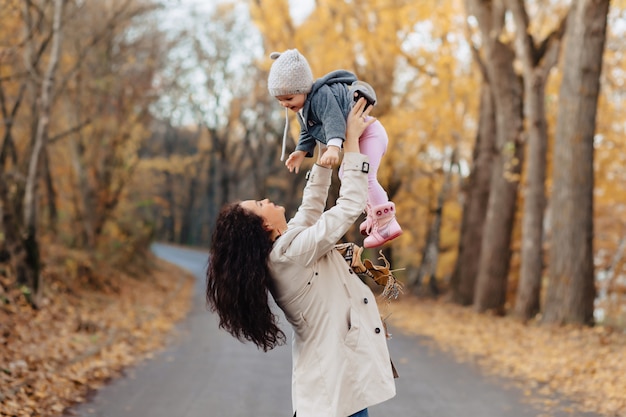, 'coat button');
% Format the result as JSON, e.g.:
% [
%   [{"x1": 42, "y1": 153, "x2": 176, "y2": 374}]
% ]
[
  {"x1": 348, "y1": 269, "x2": 353, "y2": 274},
  {"x1": 363, "y1": 298, "x2": 368, "y2": 304},
  {"x1": 375, "y1": 327, "x2": 381, "y2": 334}
]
